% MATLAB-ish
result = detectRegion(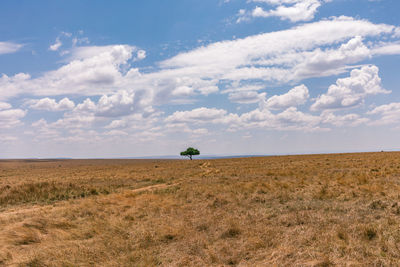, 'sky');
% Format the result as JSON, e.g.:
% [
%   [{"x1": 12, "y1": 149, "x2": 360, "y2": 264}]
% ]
[{"x1": 1, "y1": 0, "x2": 400, "y2": 158}]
